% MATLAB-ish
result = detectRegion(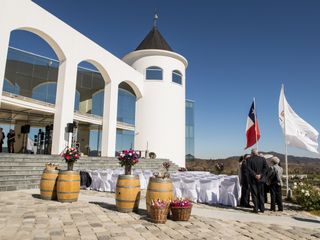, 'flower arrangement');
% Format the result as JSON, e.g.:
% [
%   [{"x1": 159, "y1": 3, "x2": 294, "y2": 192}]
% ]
[
  {"x1": 118, "y1": 150, "x2": 139, "y2": 175},
  {"x1": 170, "y1": 198, "x2": 193, "y2": 221},
  {"x1": 61, "y1": 147, "x2": 80, "y2": 171},
  {"x1": 163, "y1": 161, "x2": 171, "y2": 171},
  {"x1": 150, "y1": 199, "x2": 170, "y2": 224},
  {"x1": 151, "y1": 199, "x2": 169, "y2": 209},
  {"x1": 292, "y1": 181, "x2": 320, "y2": 211},
  {"x1": 170, "y1": 198, "x2": 192, "y2": 208}
]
